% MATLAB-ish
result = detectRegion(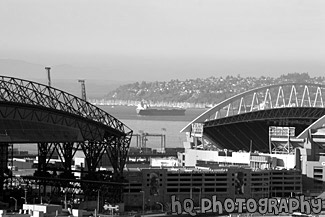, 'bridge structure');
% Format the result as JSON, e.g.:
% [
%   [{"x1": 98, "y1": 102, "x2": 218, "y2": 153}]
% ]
[
  {"x1": 181, "y1": 83, "x2": 325, "y2": 154},
  {"x1": 0, "y1": 75, "x2": 133, "y2": 204}
]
